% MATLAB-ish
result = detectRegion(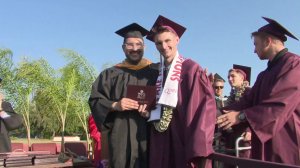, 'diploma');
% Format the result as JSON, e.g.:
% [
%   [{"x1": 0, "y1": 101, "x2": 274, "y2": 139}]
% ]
[{"x1": 126, "y1": 85, "x2": 157, "y2": 110}]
